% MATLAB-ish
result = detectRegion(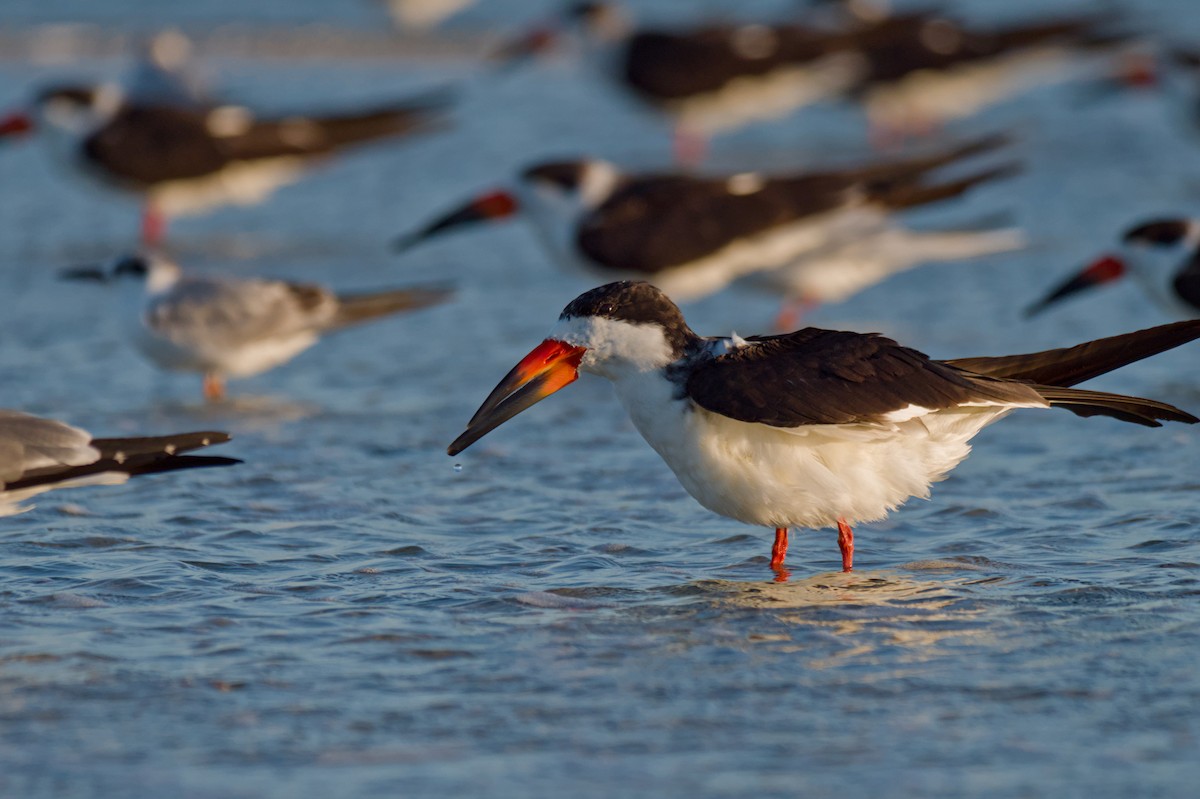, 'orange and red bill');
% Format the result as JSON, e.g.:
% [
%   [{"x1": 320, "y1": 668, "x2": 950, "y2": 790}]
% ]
[
  {"x1": 1024, "y1": 254, "x2": 1126, "y2": 317},
  {"x1": 448, "y1": 338, "x2": 585, "y2": 456},
  {"x1": 393, "y1": 189, "x2": 519, "y2": 253}
]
